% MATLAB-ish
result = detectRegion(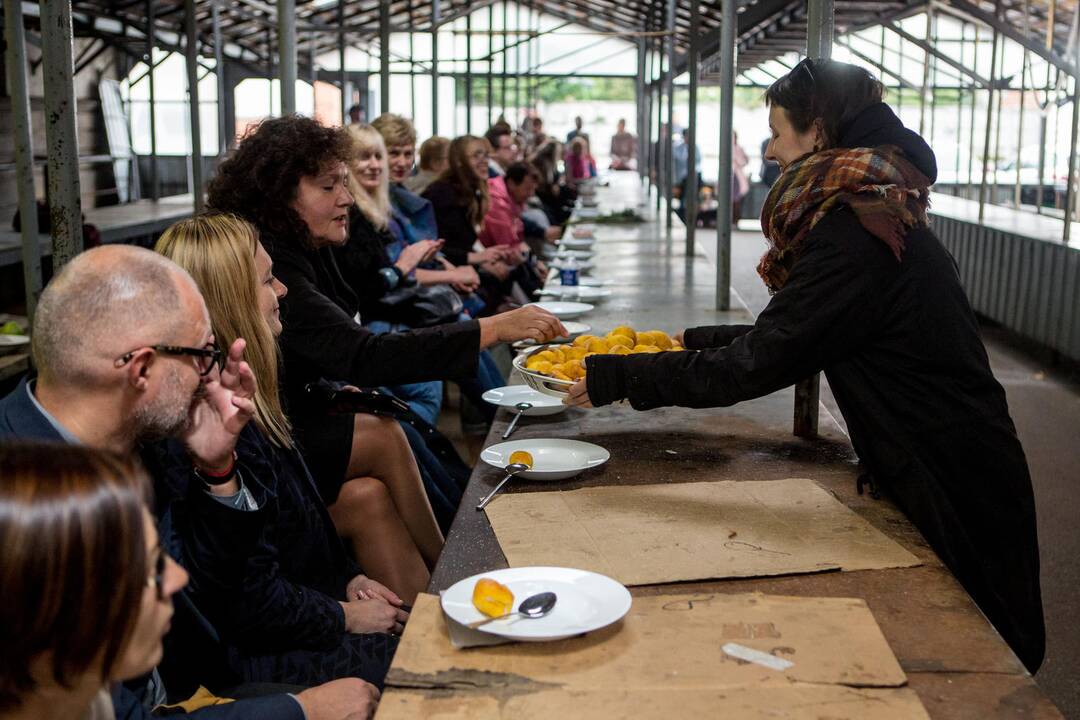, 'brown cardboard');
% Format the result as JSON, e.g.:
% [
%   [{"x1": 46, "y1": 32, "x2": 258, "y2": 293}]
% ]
[
  {"x1": 377, "y1": 686, "x2": 931, "y2": 719},
  {"x1": 485, "y1": 478, "x2": 920, "y2": 585},
  {"x1": 381, "y1": 592, "x2": 926, "y2": 719}
]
